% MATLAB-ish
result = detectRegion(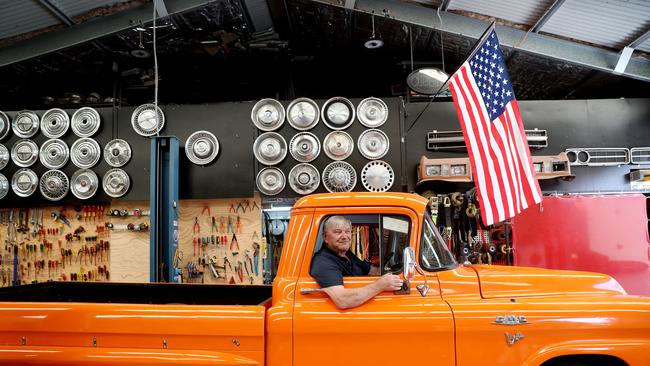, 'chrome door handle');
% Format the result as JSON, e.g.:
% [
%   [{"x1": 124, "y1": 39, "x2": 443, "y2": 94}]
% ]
[{"x1": 300, "y1": 288, "x2": 323, "y2": 295}]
